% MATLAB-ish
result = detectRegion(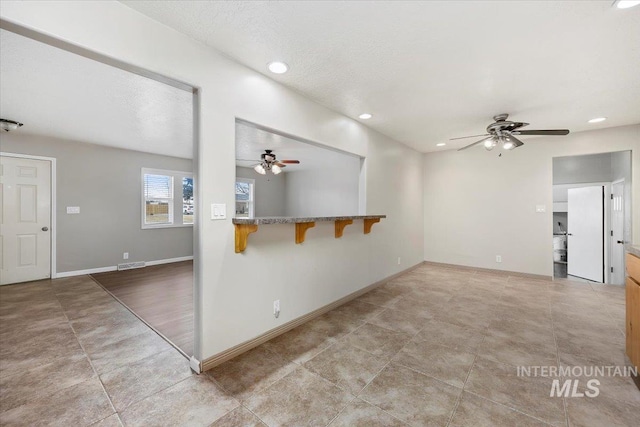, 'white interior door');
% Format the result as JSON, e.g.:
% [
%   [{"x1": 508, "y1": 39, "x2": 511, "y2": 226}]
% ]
[
  {"x1": 567, "y1": 186, "x2": 603, "y2": 282},
  {"x1": 0, "y1": 155, "x2": 51, "y2": 285},
  {"x1": 610, "y1": 181, "x2": 625, "y2": 285}
]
